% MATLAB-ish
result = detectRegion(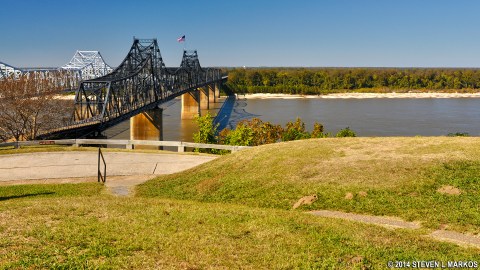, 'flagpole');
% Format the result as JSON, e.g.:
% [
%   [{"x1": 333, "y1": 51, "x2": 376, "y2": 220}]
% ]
[{"x1": 178, "y1": 35, "x2": 186, "y2": 52}]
